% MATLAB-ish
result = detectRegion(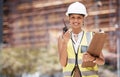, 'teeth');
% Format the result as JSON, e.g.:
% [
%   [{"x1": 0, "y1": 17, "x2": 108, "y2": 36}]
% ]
[{"x1": 74, "y1": 23, "x2": 78, "y2": 25}]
